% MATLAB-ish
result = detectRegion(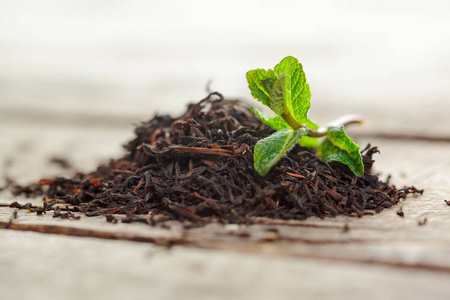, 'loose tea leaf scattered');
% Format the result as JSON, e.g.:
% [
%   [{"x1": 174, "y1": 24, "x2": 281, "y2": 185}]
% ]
[{"x1": 11, "y1": 93, "x2": 419, "y2": 225}]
